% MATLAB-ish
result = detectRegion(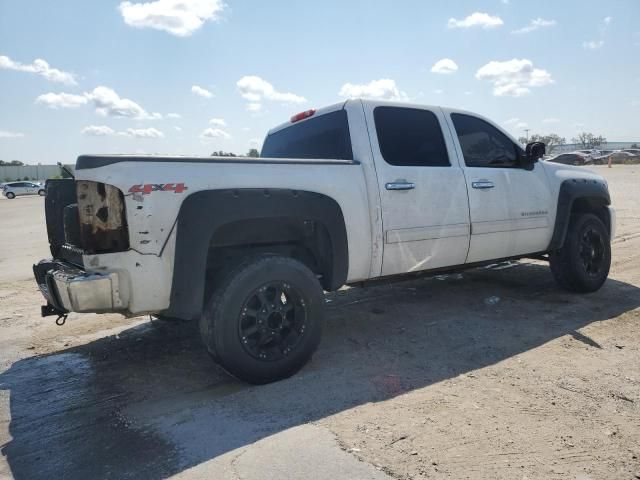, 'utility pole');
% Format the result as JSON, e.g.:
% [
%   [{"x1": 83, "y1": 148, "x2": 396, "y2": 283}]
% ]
[{"x1": 524, "y1": 128, "x2": 530, "y2": 142}]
